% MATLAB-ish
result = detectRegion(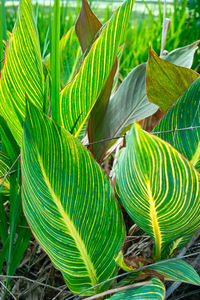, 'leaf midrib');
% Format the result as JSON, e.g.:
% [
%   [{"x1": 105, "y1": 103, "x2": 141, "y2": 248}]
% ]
[
  {"x1": 147, "y1": 181, "x2": 162, "y2": 260},
  {"x1": 190, "y1": 141, "x2": 200, "y2": 168},
  {"x1": 37, "y1": 154, "x2": 98, "y2": 287}
]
